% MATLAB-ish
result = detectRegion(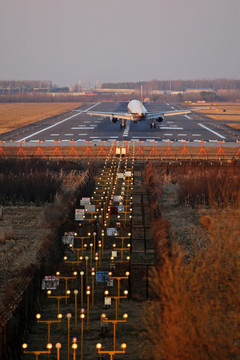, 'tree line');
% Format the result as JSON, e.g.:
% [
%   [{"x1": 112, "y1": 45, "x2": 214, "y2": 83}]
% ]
[{"x1": 102, "y1": 78, "x2": 240, "y2": 91}]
